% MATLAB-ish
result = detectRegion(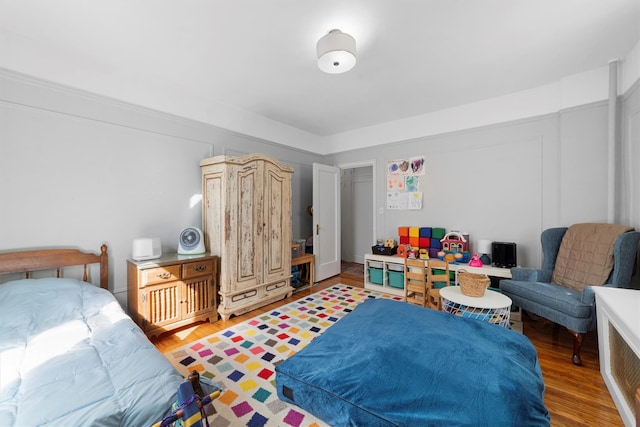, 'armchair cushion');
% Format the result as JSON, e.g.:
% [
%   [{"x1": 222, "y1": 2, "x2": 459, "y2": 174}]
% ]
[
  {"x1": 551, "y1": 223, "x2": 633, "y2": 290},
  {"x1": 511, "y1": 267, "x2": 552, "y2": 283},
  {"x1": 501, "y1": 280, "x2": 591, "y2": 319}
]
